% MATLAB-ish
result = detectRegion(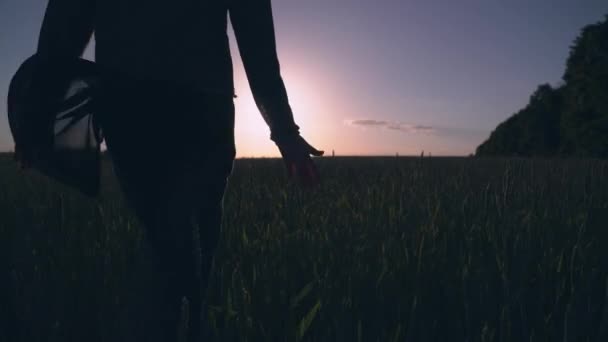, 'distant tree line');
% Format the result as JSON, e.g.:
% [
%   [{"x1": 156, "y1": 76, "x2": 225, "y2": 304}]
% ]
[{"x1": 476, "y1": 15, "x2": 608, "y2": 158}]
